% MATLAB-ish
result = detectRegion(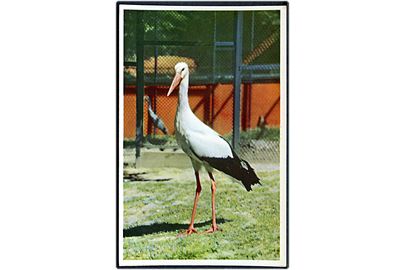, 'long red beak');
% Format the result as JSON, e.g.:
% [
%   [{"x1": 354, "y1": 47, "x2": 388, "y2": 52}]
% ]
[{"x1": 167, "y1": 73, "x2": 182, "y2": 96}]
